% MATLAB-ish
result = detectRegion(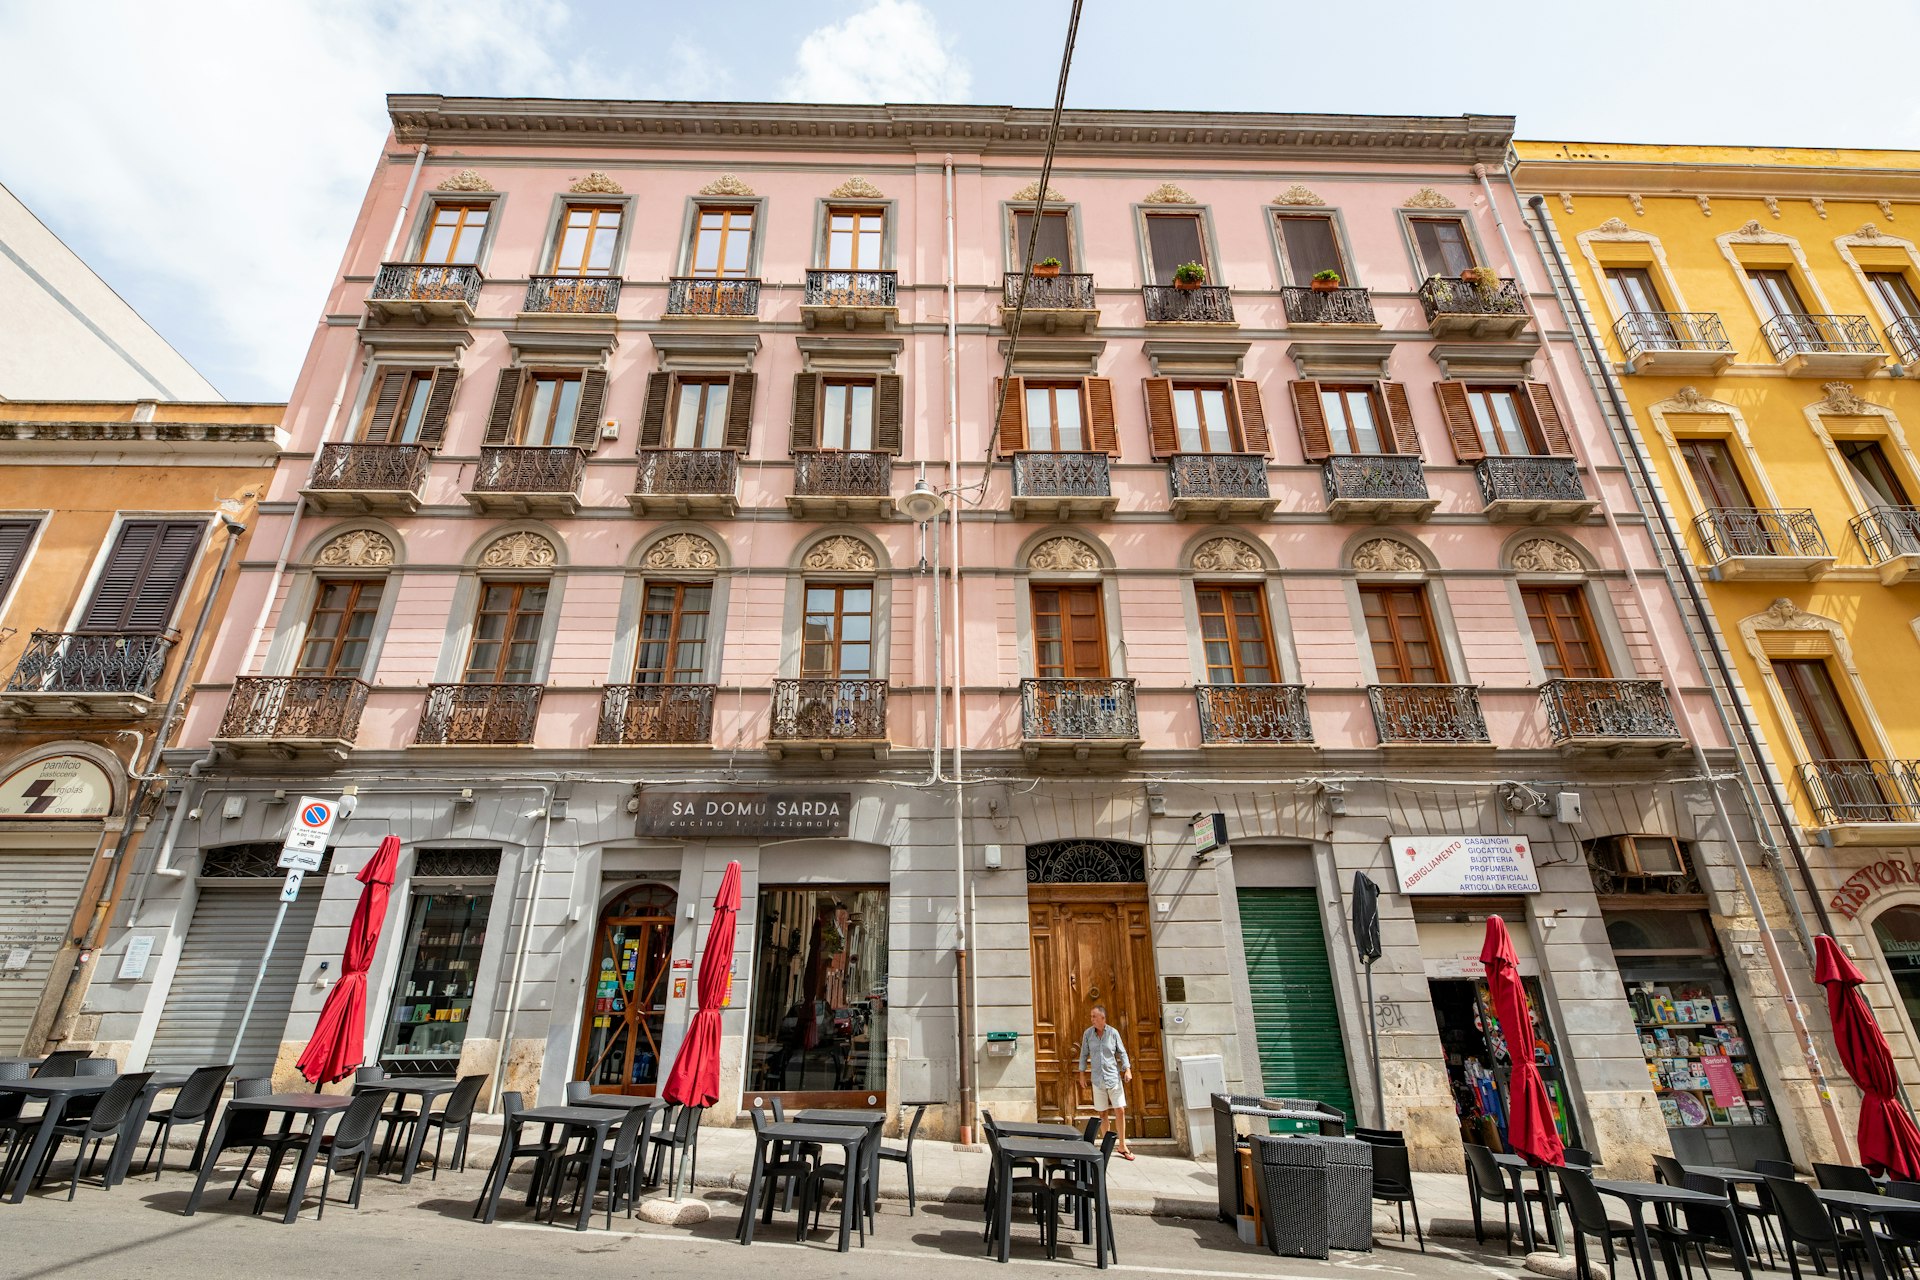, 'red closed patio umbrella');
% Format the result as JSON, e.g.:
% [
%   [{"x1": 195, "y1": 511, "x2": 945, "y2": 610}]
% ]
[
  {"x1": 1480, "y1": 915, "x2": 1564, "y2": 1168},
  {"x1": 1814, "y1": 933, "x2": 1920, "y2": 1177},
  {"x1": 296, "y1": 835, "x2": 401, "y2": 1085},
  {"x1": 659, "y1": 860, "x2": 740, "y2": 1198}
]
